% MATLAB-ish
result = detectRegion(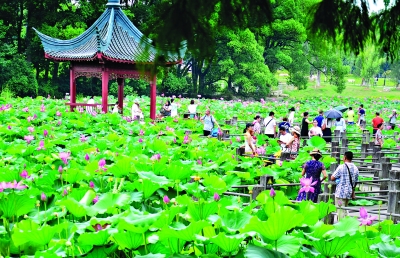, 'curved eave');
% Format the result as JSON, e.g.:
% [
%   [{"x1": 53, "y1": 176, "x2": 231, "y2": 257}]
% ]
[{"x1": 44, "y1": 52, "x2": 182, "y2": 66}]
